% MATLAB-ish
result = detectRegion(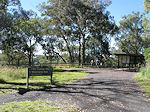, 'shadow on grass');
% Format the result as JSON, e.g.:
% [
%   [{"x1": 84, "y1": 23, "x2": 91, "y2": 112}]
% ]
[
  {"x1": 0, "y1": 80, "x2": 50, "y2": 86},
  {"x1": 0, "y1": 79, "x2": 6, "y2": 83},
  {"x1": 0, "y1": 79, "x2": 51, "y2": 95},
  {"x1": 53, "y1": 69, "x2": 83, "y2": 72},
  {"x1": 0, "y1": 67, "x2": 85, "y2": 92},
  {"x1": 0, "y1": 79, "x2": 76, "y2": 95}
]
